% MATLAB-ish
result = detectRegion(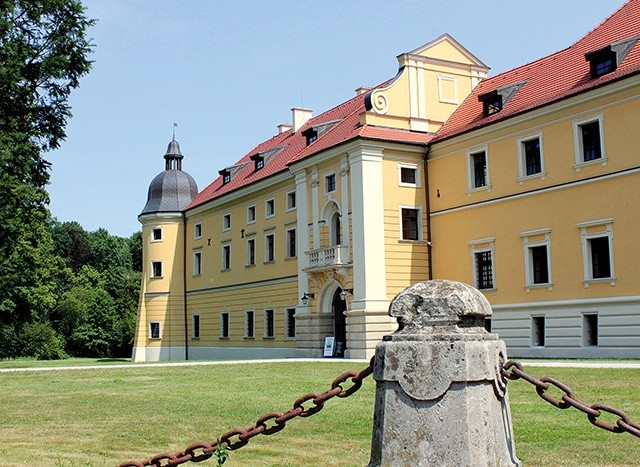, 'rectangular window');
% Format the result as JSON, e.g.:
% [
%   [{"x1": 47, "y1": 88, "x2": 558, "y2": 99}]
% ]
[
  {"x1": 152, "y1": 228, "x2": 162, "y2": 241},
  {"x1": 532, "y1": 316, "x2": 545, "y2": 347},
  {"x1": 222, "y1": 244, "x2": 231, "y2": 270},
  {"x1": 222, "y1": 213, "x2": 231, "y2": 231},
  {"x1": 573, "y1": 115, "x2": 605, "y2": 167},
  {"x1": 246, "y1": 238, "x2": 255, "y2": 266},
  {"x1": 285, "y1": 308, "x2": 296, "y2": 339},
  {"x1": 194, "y1": 223, "x2": 202, "y2": 239},
  {"x1": 530, "y1": 245, "x2": 549, "y2": 284},
  {"x1": 472, "y1": 151, "x2": 487, "y2": 188},
  {"x1": 578, "y1": 219, "x2": 614, "y2": 284},
  {"x1": 151, "y1": 261, "x2": 163, "y2": 278},
  {"x1": 517, "y1": 134, "x2": 544, "y2": 181},
  {"x1": 149, "y1": 321, "x2": 161, "y2": 339},
  {"x1": 589, "y1": 237, "x2": 611, "y2": 279},
  {"x1": 192, "y1": 314, "x2": 200, "y2": 339},
  {"x1": 400, "y1": 207, "x2": 420, "y2": 241},
  {"x1": 287, "y1": 228, "x2": 296, "y2": 258},
  {"x1": 193, "y1": 251, "x2": 202, "y2": 276},
  {"x1": 245, "y1": 310, "x2": 255, "y2": 338},
  {"x1": 247, "y1": 205, "x2": 256, "y2": 224},
  {"x1": 286, "y1": 191, "x2": 296, "y2": 210},
  {"x1": 583, "y1": 314, "x2": 599, "y2": 347},
  {"x1": 265, "y1": 234, "x2": 275, "y2": 262},
  {"x1": 398, "y1": 163, "x2": 420, "y2": 187},
  {"x1": 220, "y1": 312, "x2": 229, "y2": 338},
  {"x1": 265, "y1": 198, "x2": 275, "y2": 218},
  {"x1": 475, "y1": 251, "x2": 494, "y2": 289},
  {"x1": 325, "y1": 173, "x2": 336, "y2": 193},
  {"x1": 264, "y1": 309, "x2": 275, "y2": 338}
]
